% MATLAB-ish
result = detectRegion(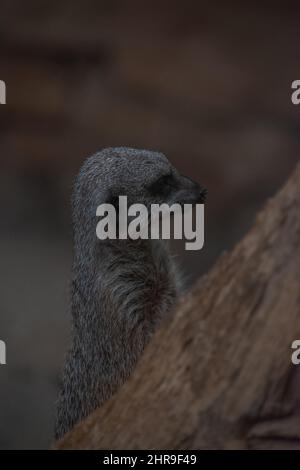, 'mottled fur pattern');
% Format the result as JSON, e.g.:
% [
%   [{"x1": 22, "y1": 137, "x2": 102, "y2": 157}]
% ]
[{"x1": 55, "y1": 148, "x2": 205, "y2": 439}]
